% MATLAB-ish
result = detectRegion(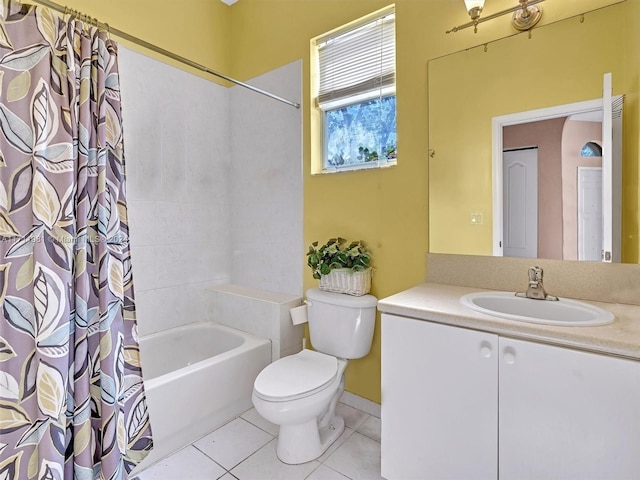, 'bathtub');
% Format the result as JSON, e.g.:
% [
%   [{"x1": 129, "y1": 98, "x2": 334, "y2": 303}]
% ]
[{"x1": 134, "y1": 322, "x2": 271, "y2": 470}]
